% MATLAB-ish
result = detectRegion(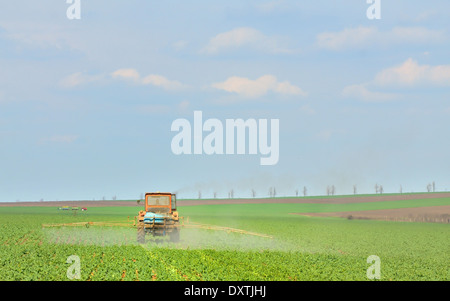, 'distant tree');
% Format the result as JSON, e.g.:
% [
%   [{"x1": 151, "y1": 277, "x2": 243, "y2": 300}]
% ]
[
  {"x1": 326, "y1": 185, "x2": 335, "y2": 196},
  {"x1": 198, "y1": 191, "x2": 202, "y2": 199},
  {"x1": 213, "y1": 192, "x2": 217, "y2": 199},
  {"x1": 295, "y1": 189, "x2": 299, "y2": 197},
  {"x1": 303, "y1": 186, "x2": 307, "y2": 197},
  {"x1": 400, "y1": 185, "x2": 403, "y2": 194},
  {"x1": 432, "y1": 181, "x2": 436, "y2": 192},
  {"x1": 427, "y1": 183, "x2": 432, "y2": 193},
  {"x1": 379, "y1": 185, "x2": 383, "y2": 194},
  {"x1": 252, "y1": 189, "x2": 256, "y2": 198},
  {"x1": 375, "y1": 184, "x2": 379, "y2": 194},
  {"x1": 112, "y1": 195, "x2": 117, "y2": 201},
  {"x1": 353, "y1": 185, "x2": 357, "y2": 195}
]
